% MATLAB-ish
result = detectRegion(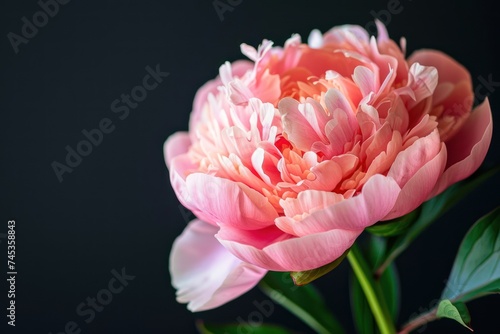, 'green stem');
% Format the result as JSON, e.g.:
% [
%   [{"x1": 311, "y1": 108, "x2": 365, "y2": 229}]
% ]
[{"x1": 347, "y1": 243, "x2": 396, "y2": 334}]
